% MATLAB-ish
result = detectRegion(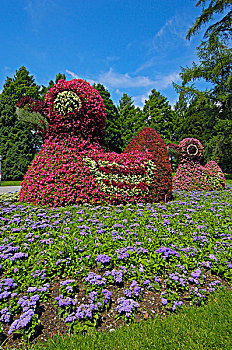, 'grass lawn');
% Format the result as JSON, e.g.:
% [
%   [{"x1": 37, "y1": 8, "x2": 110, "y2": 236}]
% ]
[
  {"x1": 0, "y1": 181, "x2": 22, "y2": 187},
  {"x1": 0, "y1": 182, "x2": 231, "y2": 349}
]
